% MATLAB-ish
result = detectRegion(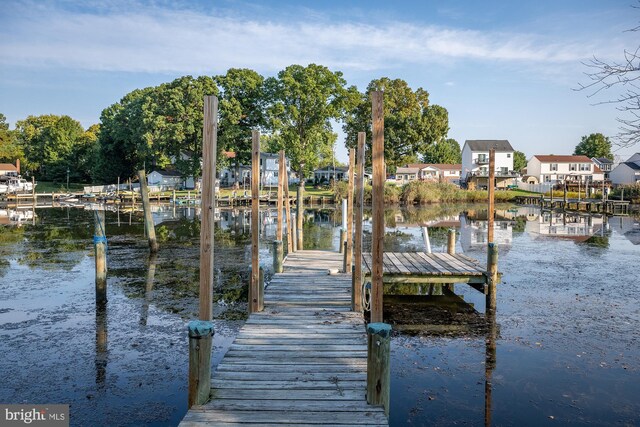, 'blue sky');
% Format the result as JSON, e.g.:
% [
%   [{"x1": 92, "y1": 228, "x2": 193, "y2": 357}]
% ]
[{"x1": 1, "y1": 0, "x2": 638, "y2": 163}]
